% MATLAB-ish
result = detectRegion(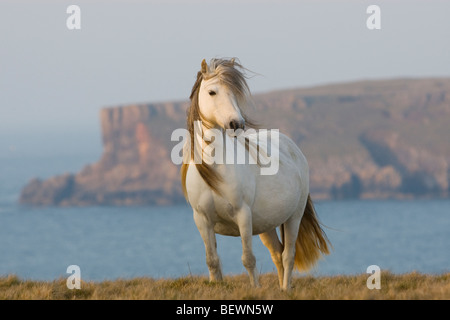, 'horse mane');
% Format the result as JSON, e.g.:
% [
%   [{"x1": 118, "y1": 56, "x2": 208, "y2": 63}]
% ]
[{"x1": 181, "y1": 58, "x2": 257, "y2": 200}]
